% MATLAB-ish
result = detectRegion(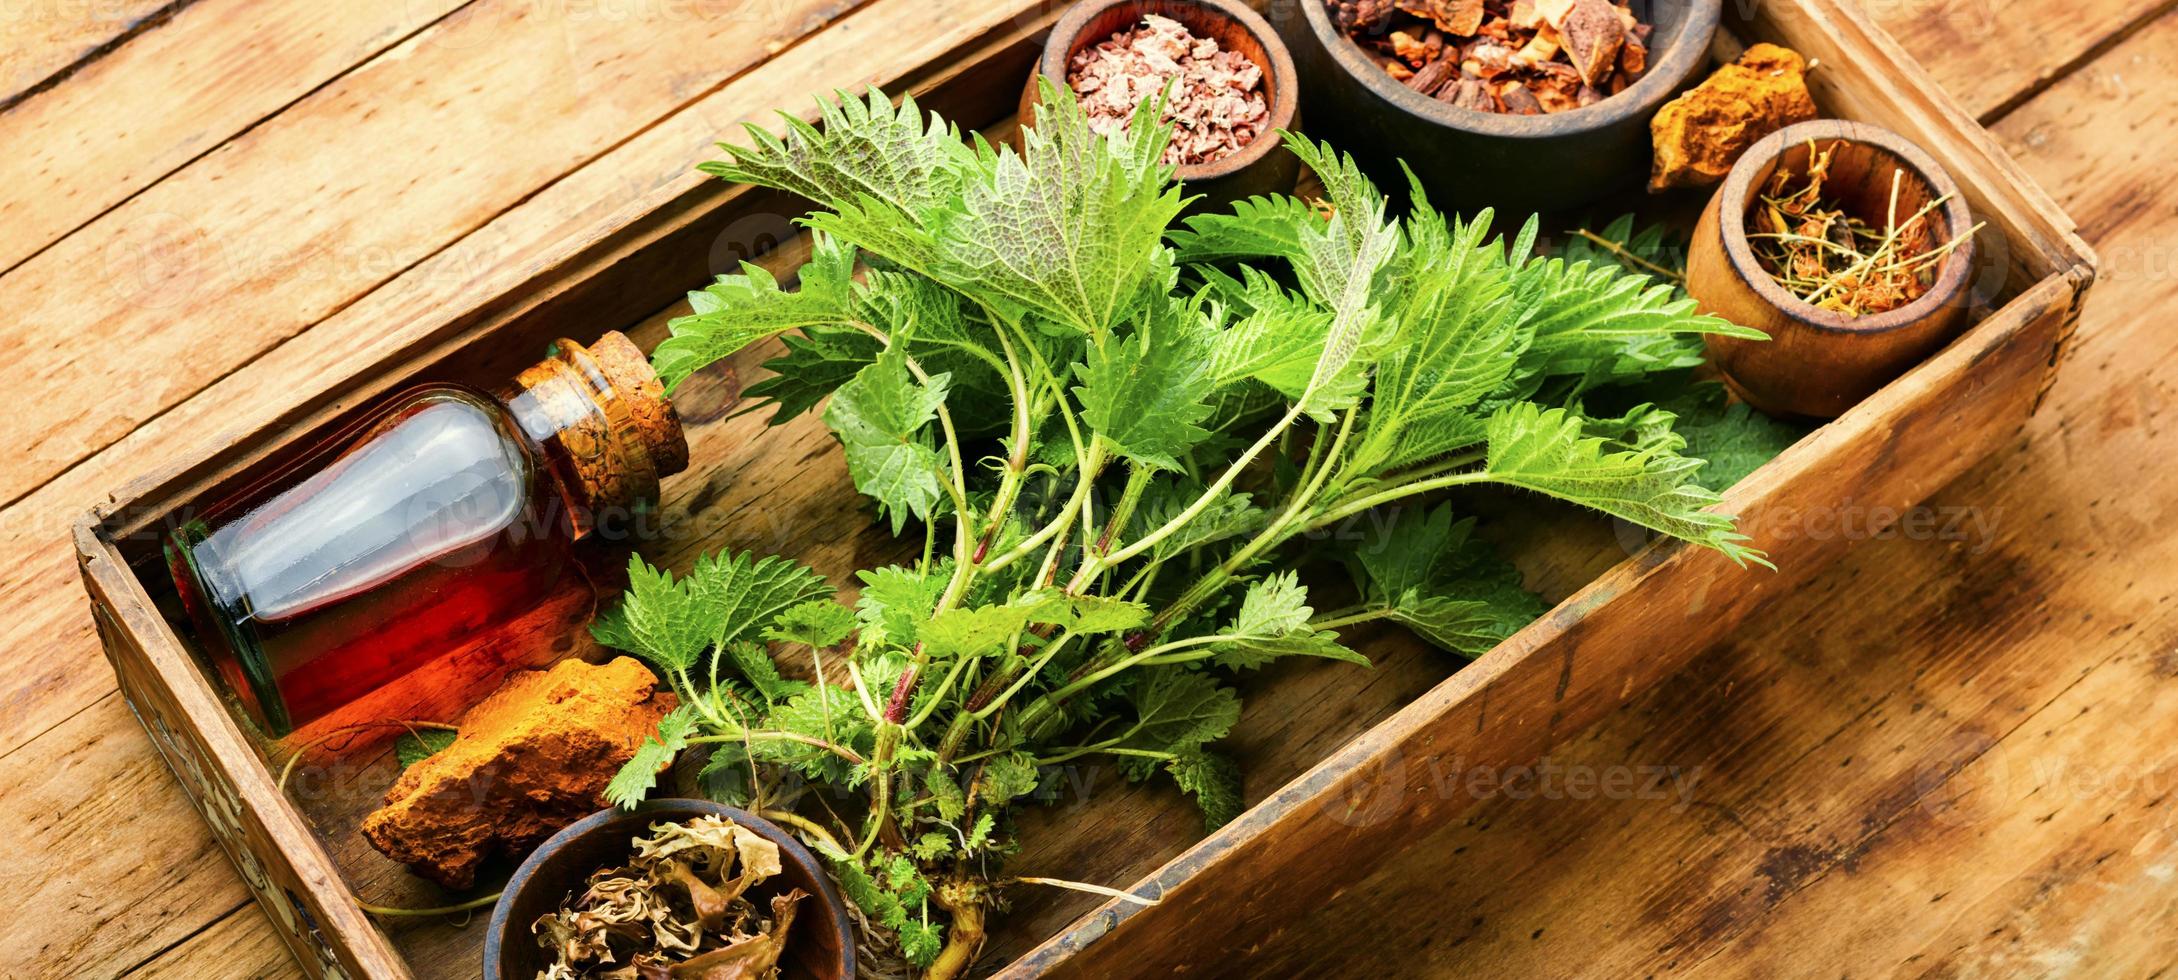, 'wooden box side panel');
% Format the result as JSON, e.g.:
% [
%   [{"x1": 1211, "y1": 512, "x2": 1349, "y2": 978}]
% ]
[
  {"x1": 1008, "y1": 263, "x2": 2084, "y2": 976},
  {"x1": 74, "y1": 520, "x2": 411, "y2": 980}
]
